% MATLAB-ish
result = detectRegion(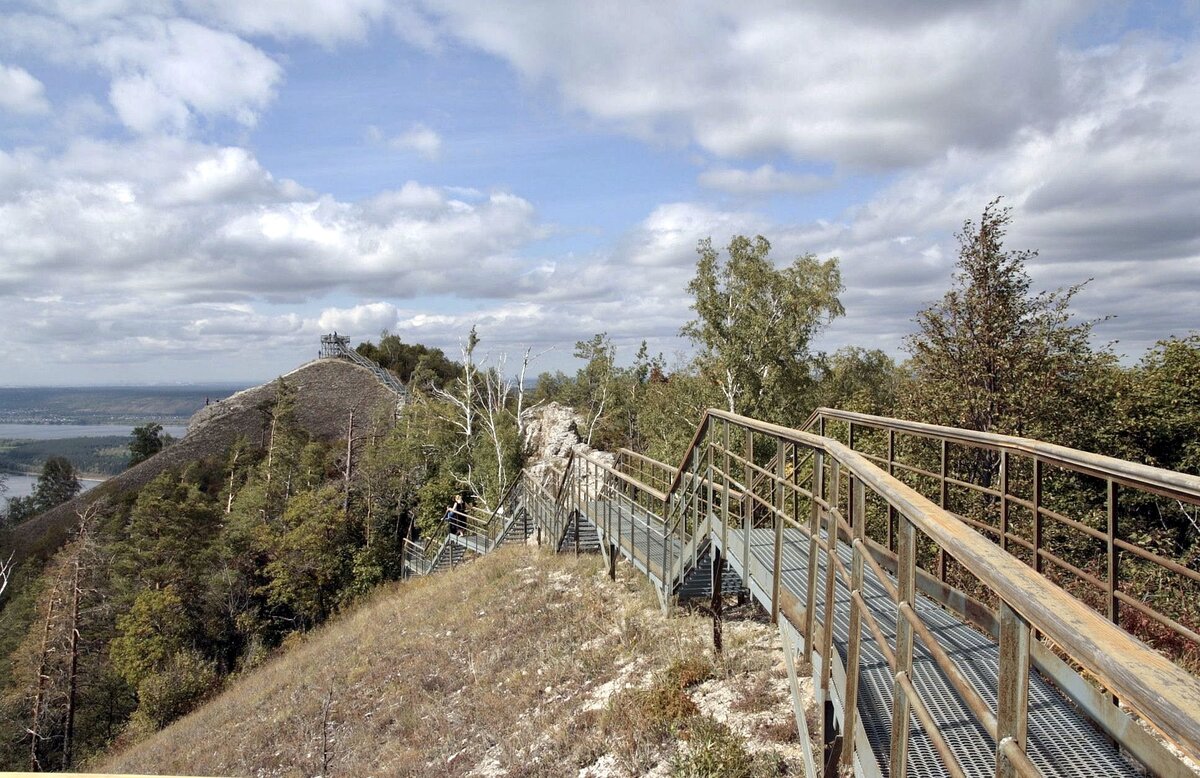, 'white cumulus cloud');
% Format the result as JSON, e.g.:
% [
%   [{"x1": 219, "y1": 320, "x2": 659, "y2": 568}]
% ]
[
  {"x1": 0, "y1": 63, "x2": 50, "y2": 114},
  {"x1": 369, "y1": 122, "x2": 444, "y2": 160}
]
